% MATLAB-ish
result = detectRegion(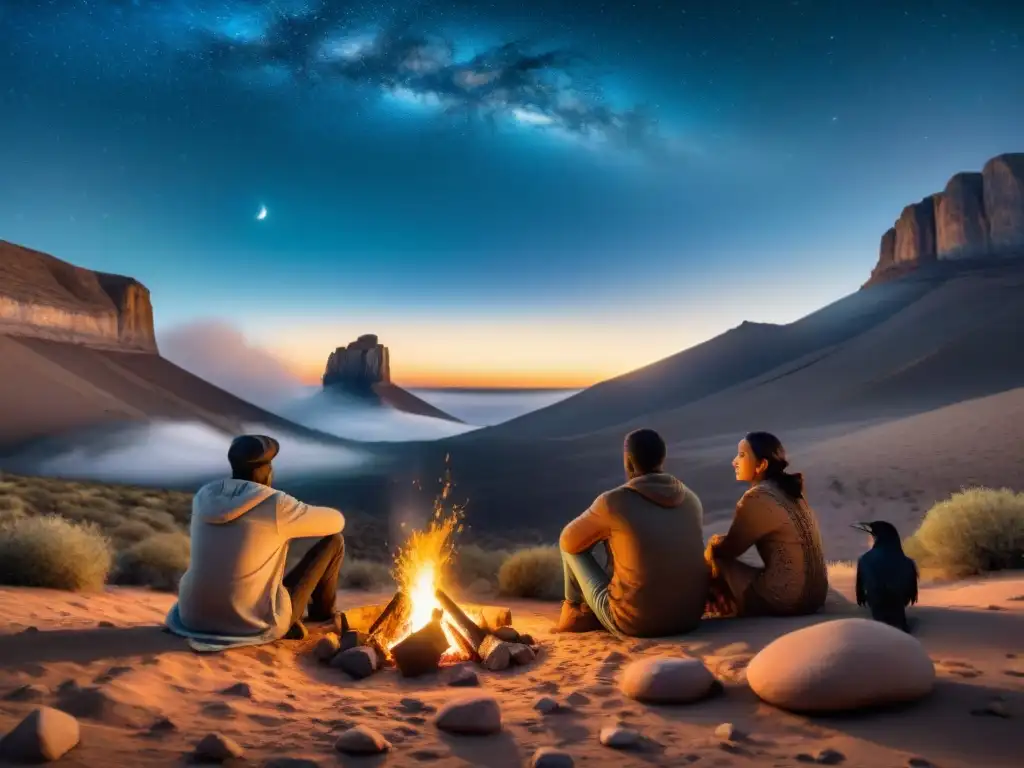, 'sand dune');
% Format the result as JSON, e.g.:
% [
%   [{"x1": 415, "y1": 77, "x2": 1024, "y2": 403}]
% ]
[
  {"x1": 0, "y1": 572, "x2": 1021, "y2": 767},
  {"x1": 0, "y1": 336, "x2": 353, "y2": 451}
]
